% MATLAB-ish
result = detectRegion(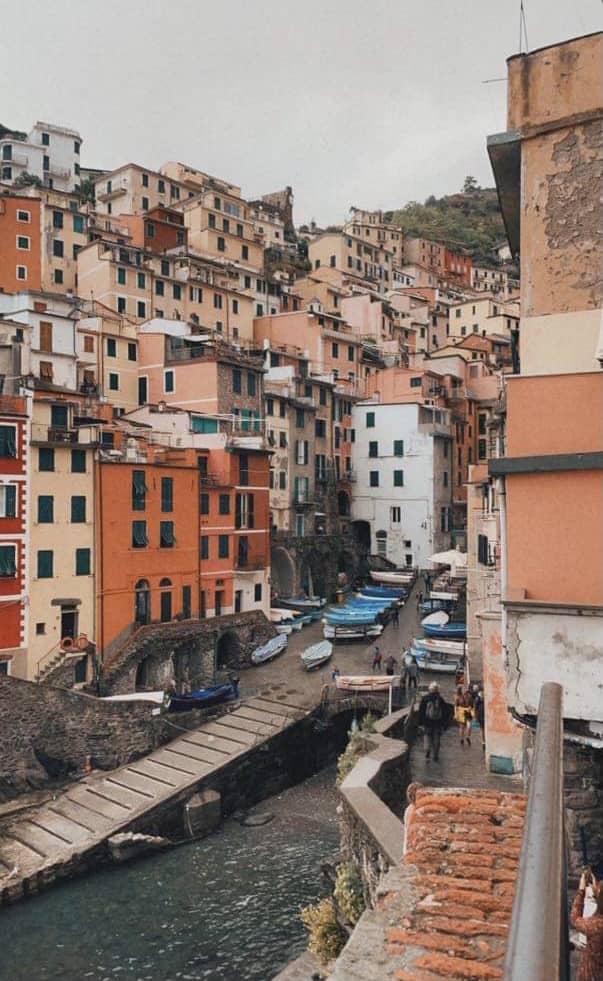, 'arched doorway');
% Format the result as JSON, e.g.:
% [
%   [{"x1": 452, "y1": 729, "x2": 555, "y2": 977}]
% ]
[
  {"x1": 271, "y1": 545, "x2": 295, "y2": 598},
  {"x1": 216, "y1": 630, "x2": 241, "y2": 671},
  {"x1": 351, "y1": 520, "x2": 371, "y2": 551},
  {"x1": 135, "y1": 579, "x2": 150, "y2": 626},
  {"x1": 338, "y1": 491, "x2": 350, "y2": 516},
  {"x1": 135, "y1": 657, "x2": 150, "y2": 689},
  {"x1": 160, "y1": 578, "x2": 172, "y2": 623}
]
